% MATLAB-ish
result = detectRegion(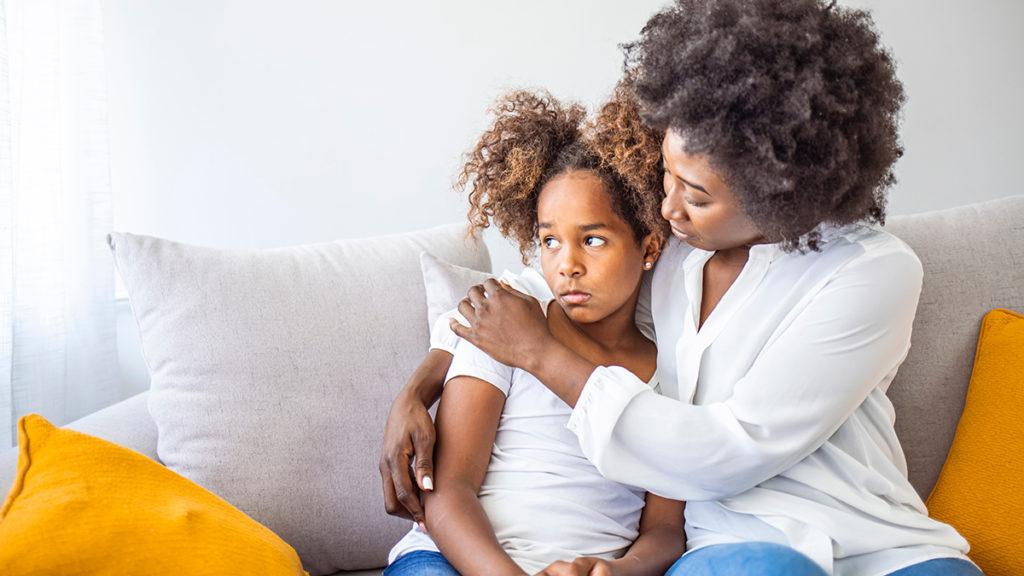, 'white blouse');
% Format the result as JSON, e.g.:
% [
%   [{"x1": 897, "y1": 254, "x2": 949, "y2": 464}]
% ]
[{"x1": 432, "y1": 224, "x2": 972, "y2": 576}]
